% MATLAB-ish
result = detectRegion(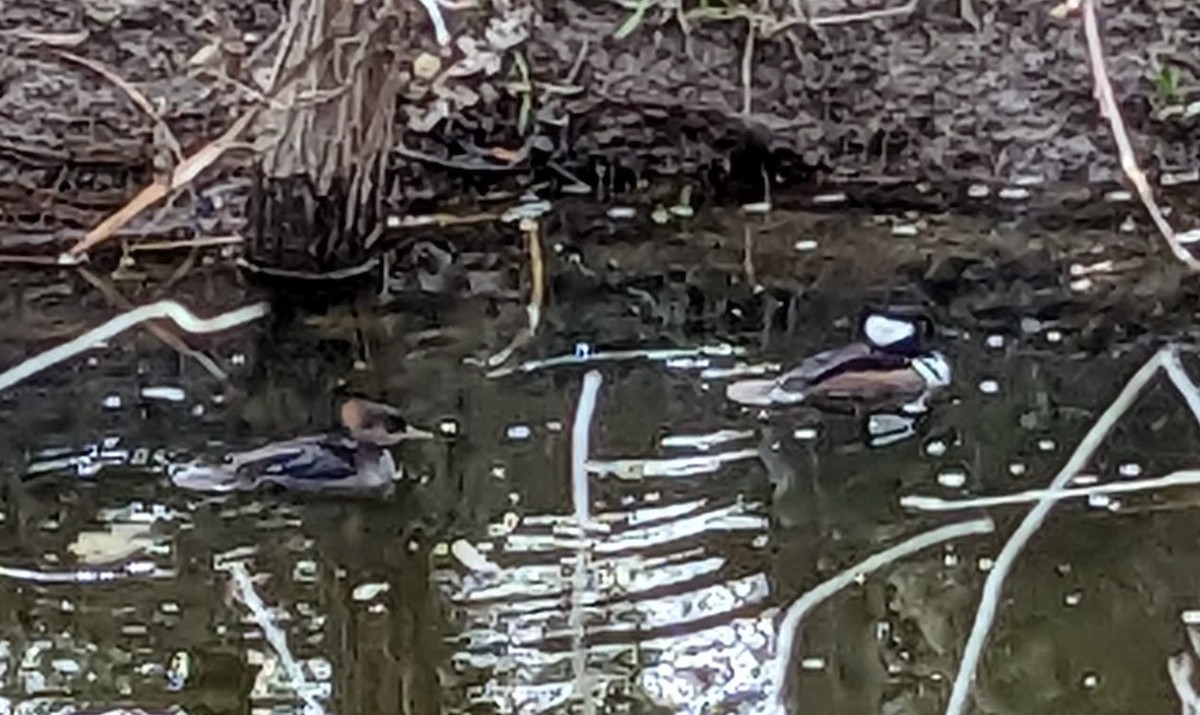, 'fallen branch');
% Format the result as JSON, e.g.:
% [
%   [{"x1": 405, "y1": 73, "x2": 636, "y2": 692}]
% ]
[
  {"x1": 772, "y1": 517, "x2": 995, "y2": 714},
  {"x1": 61, "y1": 109, "x2": 259, "y2": 261},
  {"x1": 943, "y1": 348, "x2": 1171, "y2": 715},
  {"x1": 76, "y1": 267, "x2": 229, "y2": 381},
  {"x1": 0, "y1": 300, "x2": 268, "y2": 394},
  {"x1": 1052, "y1": 0, "x2": 1200, "y2": 271}
]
